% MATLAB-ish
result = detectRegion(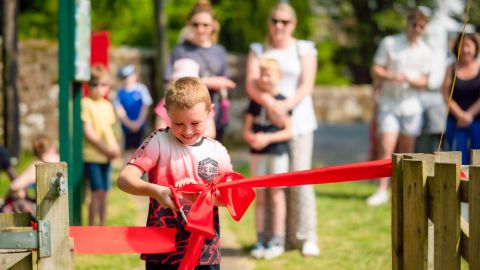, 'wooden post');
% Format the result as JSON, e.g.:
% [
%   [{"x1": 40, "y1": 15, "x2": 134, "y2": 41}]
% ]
[
  {"x1": 0, "y1": 213, "x2": 32, "y2": 269},
  {"x1": 471, "y1": 149, "x2": 480, "y2": 165},
  {"x1": 391, "y1": 154, "x2": 404, "y2": 270},
  {"x1": 36, "y1": 162, "x2": 71, "y2": 269},
  {"x1": 432, "y1": 162, "x2": 460, "y2": 270},
  {"x1": 469, "y1": 166, "x2": 480, "y2": 270},
  {"x1": 402, "y1": 158, "x2": 428, "y2": 270}
]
